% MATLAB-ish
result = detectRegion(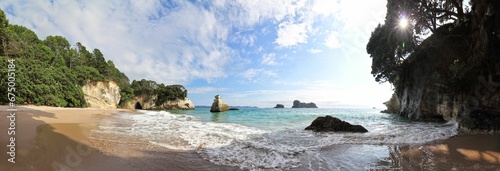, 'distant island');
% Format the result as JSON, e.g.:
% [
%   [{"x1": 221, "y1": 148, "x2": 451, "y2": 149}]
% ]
[
  {"x1": 291, "y1": 100, "x2": 318, "y2": 108},
  {"x1": 274, "y1": 104, "x2": 285, "y2": 108}
]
